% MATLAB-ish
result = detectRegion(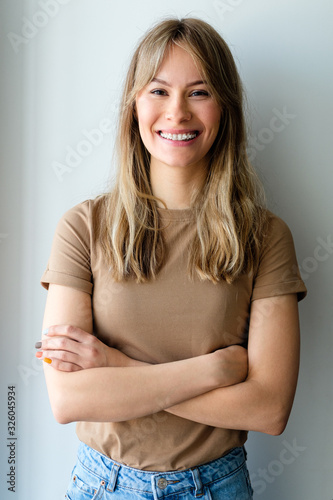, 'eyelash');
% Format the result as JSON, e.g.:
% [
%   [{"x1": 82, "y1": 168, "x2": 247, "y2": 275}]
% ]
[{"x1": 150, "y1": 89, "x2": 210, "y2": 97}]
